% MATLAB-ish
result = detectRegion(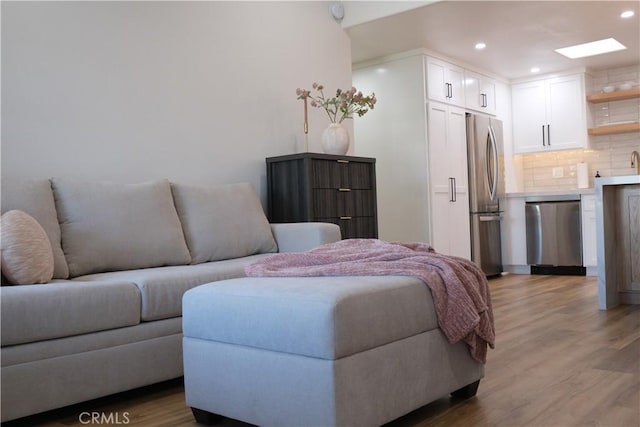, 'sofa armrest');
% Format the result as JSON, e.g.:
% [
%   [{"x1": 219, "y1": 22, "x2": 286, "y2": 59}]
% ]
[{"x1": 271, "y1": 223, "x2": 341, "y2": 253}]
